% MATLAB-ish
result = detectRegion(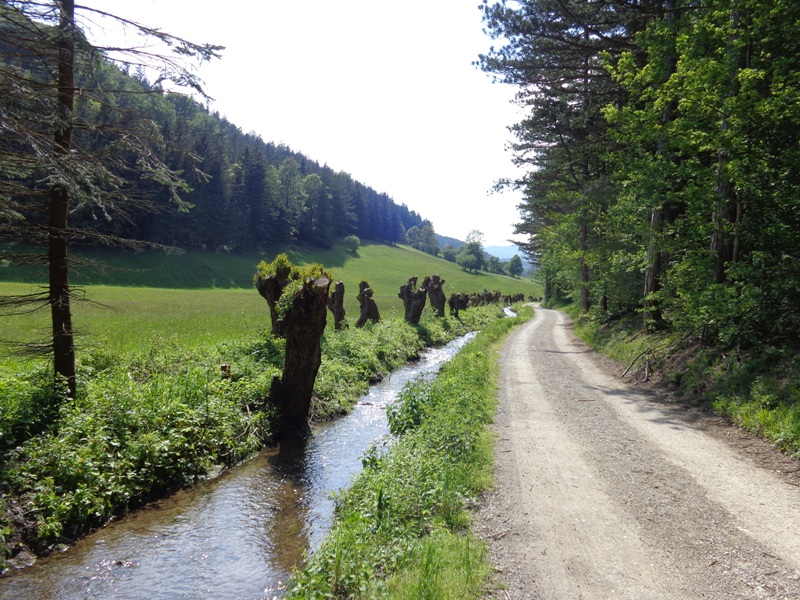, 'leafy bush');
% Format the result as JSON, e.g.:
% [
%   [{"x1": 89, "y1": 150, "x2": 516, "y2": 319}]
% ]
[
  {"x1": 0, "y1": 366, "x2": 64, "y2": 450},
  {"x1": 341, "y1": 235, "x2": 360, "y2": 254},
  {"x1": 0, "y1": 337, "x2": 282, "y2": 549}
]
